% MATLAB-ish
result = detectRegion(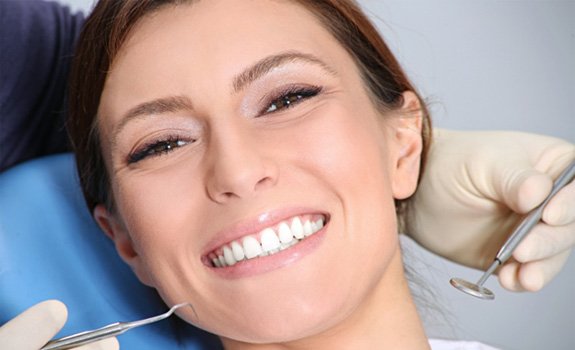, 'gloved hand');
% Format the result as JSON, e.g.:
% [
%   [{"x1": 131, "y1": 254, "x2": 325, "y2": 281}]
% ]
[
  {"x1": 0, "y1": 300, "x2": 119, "y2": 350},
  {"x1": 406, "y1": 129, "x2": 575, "y2": 292}
]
